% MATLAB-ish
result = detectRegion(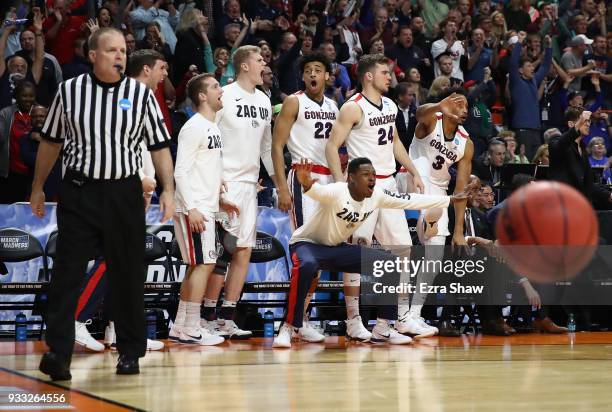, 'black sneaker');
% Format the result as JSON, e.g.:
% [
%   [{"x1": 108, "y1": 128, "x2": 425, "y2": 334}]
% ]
[
  {"x1": 116, "y1": 355, "x2": 140, "y2": 375},
  {"x1": 39, "y1": 352, "x2": 71, "y2": 381}
]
